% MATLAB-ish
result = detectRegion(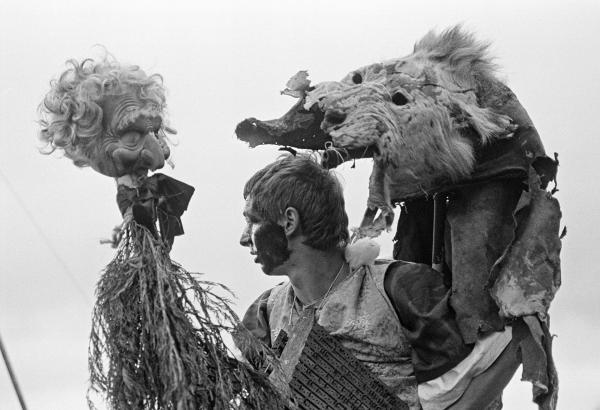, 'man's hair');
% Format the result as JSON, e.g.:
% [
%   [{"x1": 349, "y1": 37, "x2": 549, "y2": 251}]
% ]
[{"x1": 244, "y1": 155, "x2": 349, "y2": 251}]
